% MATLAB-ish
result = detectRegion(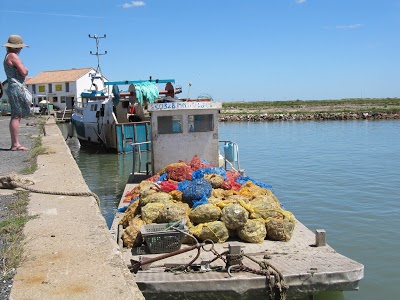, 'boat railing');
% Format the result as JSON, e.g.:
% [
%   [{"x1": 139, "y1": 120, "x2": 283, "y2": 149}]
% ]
[
  {"x1": 218, "y1": 140, "x2": 241, "y2": 172},
  {"x1": 128, "y1": 141, "x2": 152, "y2": 183}
]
